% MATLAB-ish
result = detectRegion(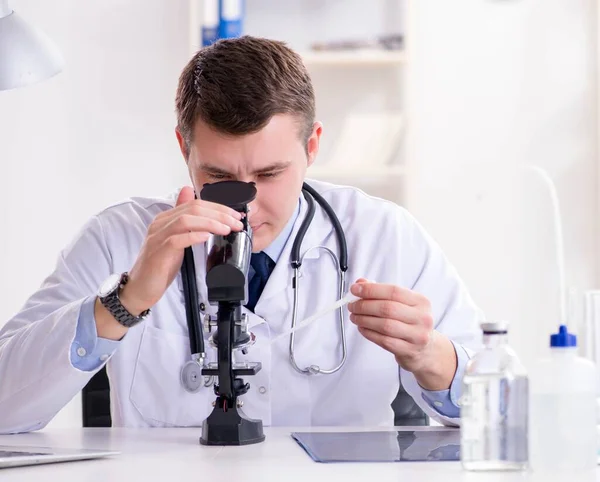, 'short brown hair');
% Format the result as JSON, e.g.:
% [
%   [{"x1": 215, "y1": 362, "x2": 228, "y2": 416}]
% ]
[{"x1": 175, "y1": 35, "x2": 315, "y2": 154}]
